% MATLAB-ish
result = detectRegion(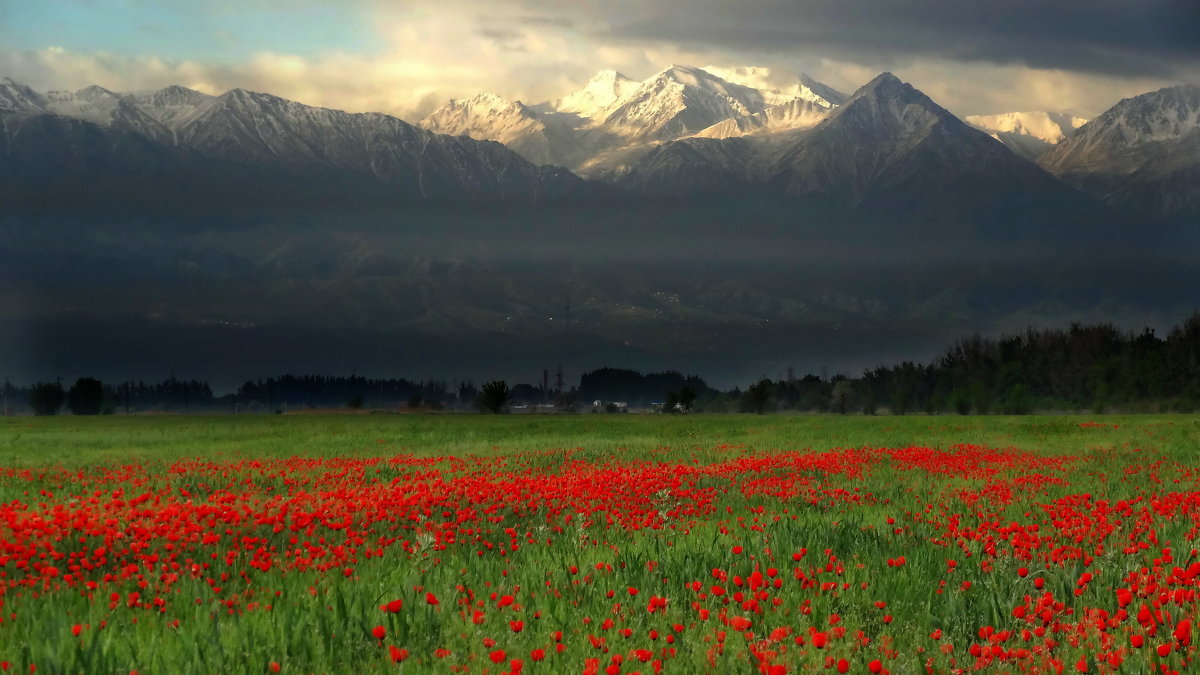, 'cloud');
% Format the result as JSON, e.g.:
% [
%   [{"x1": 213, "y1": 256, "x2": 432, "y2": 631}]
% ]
[
  {"x1": 2, "y1": 0, "x2": 1194, "y2": 122},
  {"x1": 0, "y1": 46, "x2": 452, "y2": 121},
  {"x1": 823, "y1": 60, "x2": 1178, "y2": 118},
  {"x1": 589, "y1": 0, "x2": 1200, "y2": 80}
]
